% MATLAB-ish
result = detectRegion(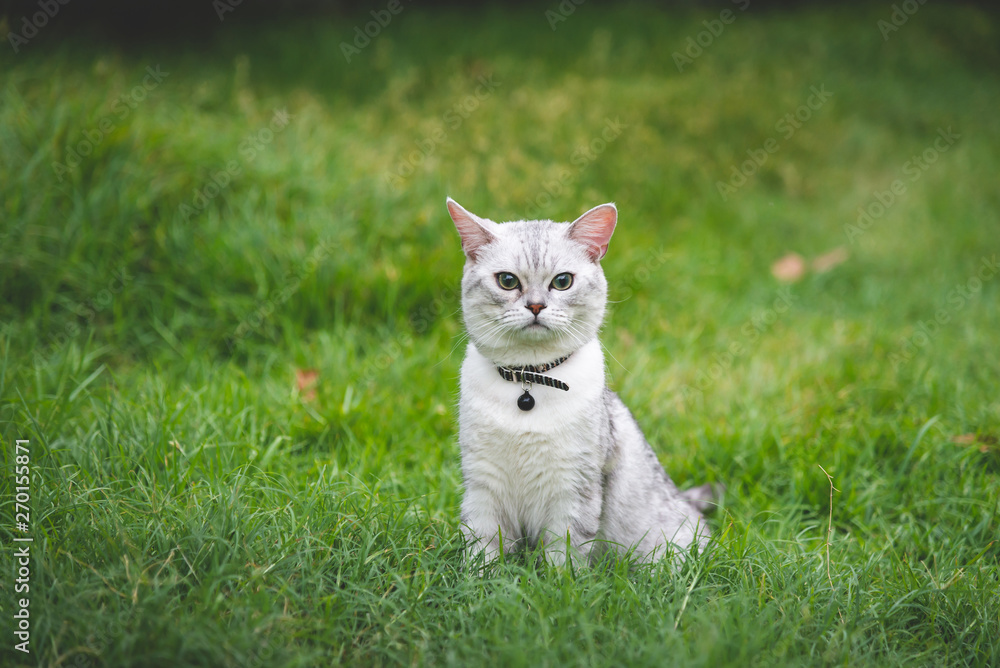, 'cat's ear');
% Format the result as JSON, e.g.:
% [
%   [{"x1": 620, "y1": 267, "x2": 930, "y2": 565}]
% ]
[
  {"x1": 447, "y1": 197, "x2": 496, "y2": 261},
  {"x1": 567, "y1": 203, "x2": 617, "y2": 261}
]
